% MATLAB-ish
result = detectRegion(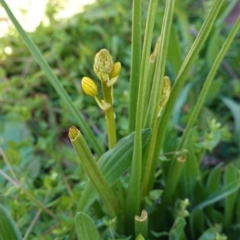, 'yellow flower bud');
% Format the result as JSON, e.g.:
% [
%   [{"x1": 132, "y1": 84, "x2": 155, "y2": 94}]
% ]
[
  {"x1": 93, "y1": 49, "x2": 114, "y2": 82},
  {"x1": 106, "y1": 62, "x2": 121, "y2": 87},
  {"x1": 109, "y1": 62, "x2": 121, "y2": 79},
  {"x1": 81, "y1": 77, "x2": 98, "y2": 97}
]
